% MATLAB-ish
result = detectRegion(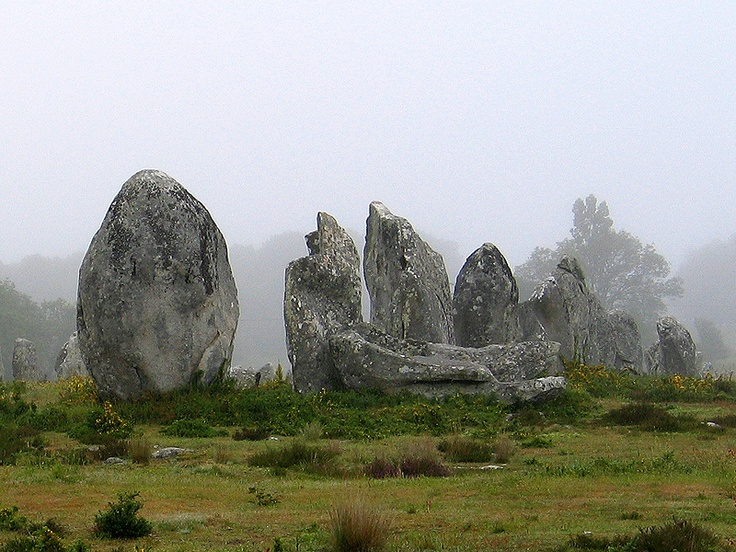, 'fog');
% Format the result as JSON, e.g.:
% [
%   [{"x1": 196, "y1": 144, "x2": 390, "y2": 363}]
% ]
[{"x1": 1, "y1": 3, "x2": 735, "y2": 270}]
